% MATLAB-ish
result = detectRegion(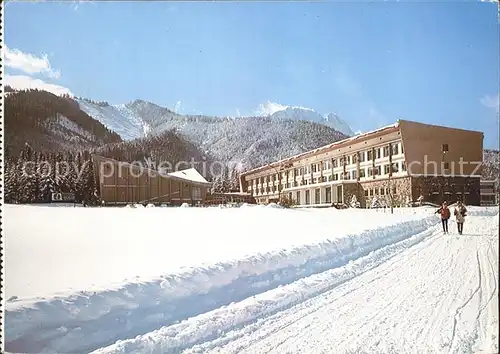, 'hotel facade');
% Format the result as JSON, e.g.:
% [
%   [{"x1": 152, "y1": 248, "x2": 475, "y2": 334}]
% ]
[{"x1": 239, "y1": 120, "x2": 484, "y2": 207}]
